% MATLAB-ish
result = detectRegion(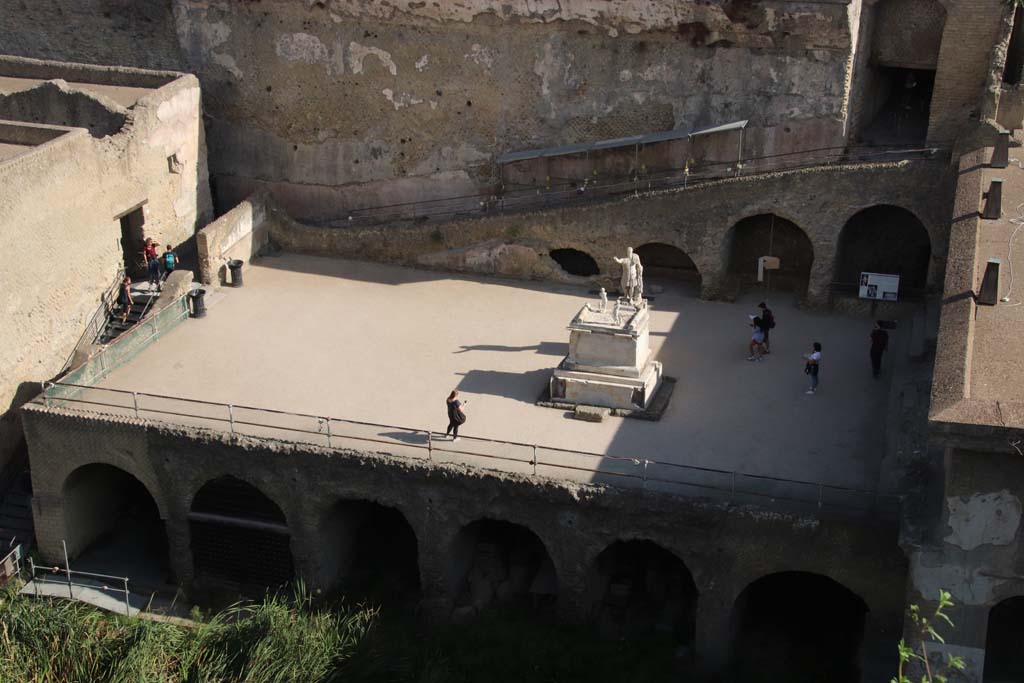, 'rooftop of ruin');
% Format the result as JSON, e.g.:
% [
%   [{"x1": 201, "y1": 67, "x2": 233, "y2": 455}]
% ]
[{"x1": 79, "y1": 254, "x2": 909, "y2": 503}]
